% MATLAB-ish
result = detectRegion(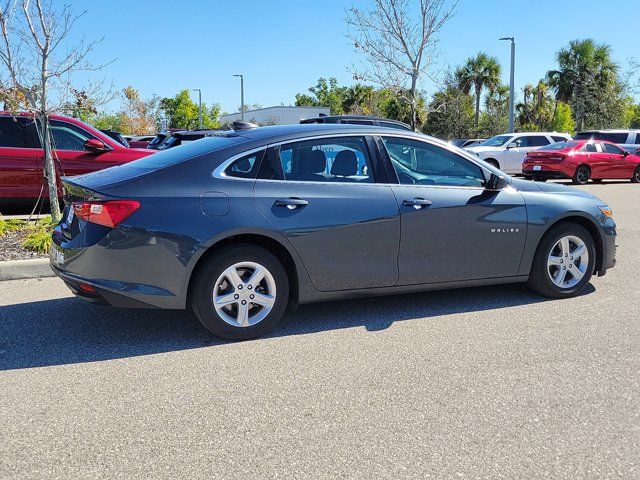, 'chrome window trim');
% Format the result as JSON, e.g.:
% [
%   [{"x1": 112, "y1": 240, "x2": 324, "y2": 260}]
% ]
[{"x1": 211, "y1": 132, "x2": 508, "y2": 192}]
